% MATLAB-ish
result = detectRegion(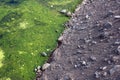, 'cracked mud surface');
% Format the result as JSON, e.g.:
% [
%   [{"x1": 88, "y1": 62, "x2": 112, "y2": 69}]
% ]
[{"x1": 38, "y1": 0, "x2": 120, "y2": 80}]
